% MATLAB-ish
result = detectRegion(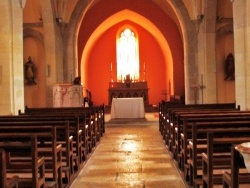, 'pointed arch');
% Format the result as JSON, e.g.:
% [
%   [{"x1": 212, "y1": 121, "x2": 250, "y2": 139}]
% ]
[{"x1": 64, "y1": 0, "x2": 197, "y2": 104}]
